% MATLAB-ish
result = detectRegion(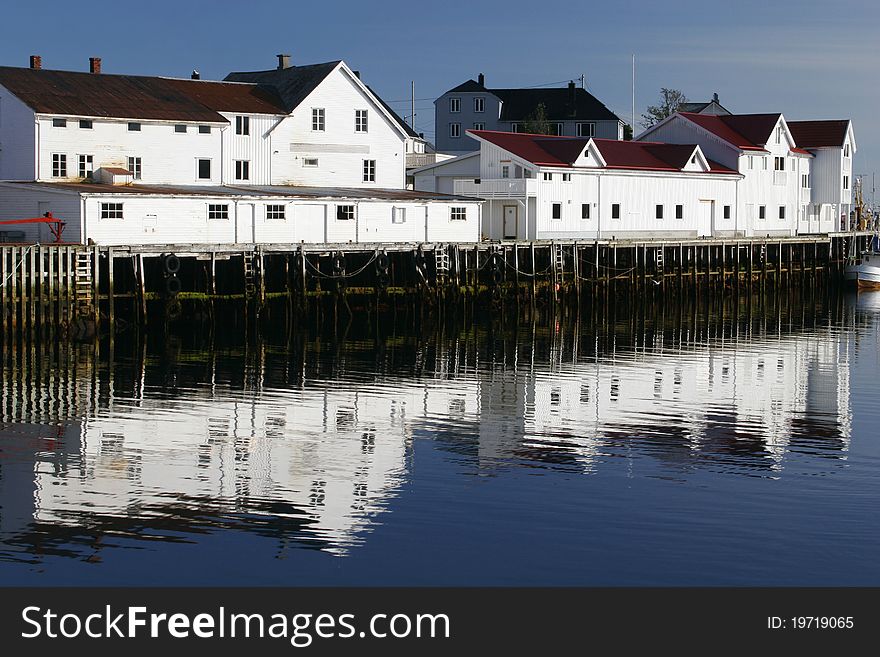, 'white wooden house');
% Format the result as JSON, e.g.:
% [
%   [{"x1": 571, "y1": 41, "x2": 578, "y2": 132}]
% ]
[
  {"x1": 449, "y1": 130, "x2": 741, "y2": 240},
  {"x1": 637, "y1": 112, "x2": 821, "y2": 236},
  {"x1": 0, "y1": 55, "x2": 480, "y2": 245}
]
